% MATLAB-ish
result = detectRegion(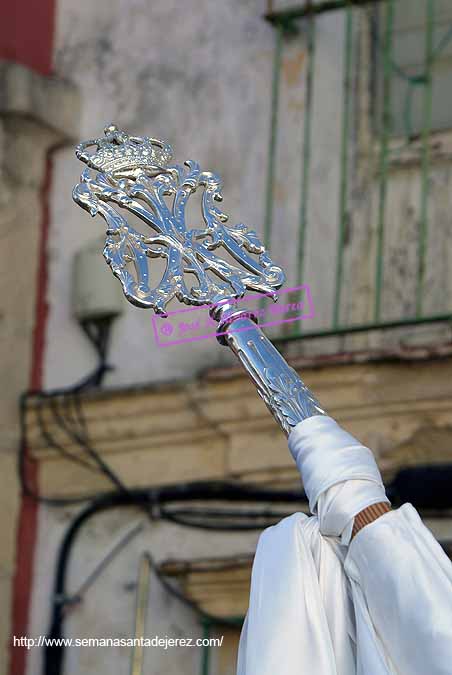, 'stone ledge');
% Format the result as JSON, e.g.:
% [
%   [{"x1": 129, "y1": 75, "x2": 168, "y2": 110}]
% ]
[
  {"x1": 202, "y1": 340, "x2": 452, "y2": 381},
  {"x1": 22, "y1": 355, "x2": 452, "y2": 499},
  {"x1": 160, "y1": 555, "x2": 252, "y2": 619}
]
